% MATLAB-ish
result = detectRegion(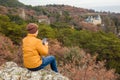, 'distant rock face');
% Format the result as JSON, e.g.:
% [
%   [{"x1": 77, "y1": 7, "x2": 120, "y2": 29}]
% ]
[{"x1": 0, "y1": 62, "x2": 69, "y2": 80}]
